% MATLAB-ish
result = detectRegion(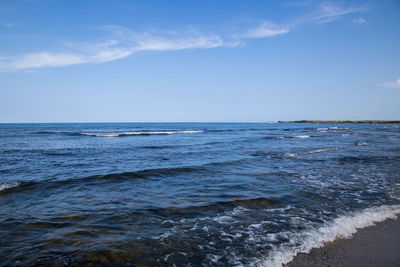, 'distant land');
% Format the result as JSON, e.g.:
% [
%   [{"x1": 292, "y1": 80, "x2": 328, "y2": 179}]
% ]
[{"x1": 280, "y1": 120, "x2": 400, "y2": 124}]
